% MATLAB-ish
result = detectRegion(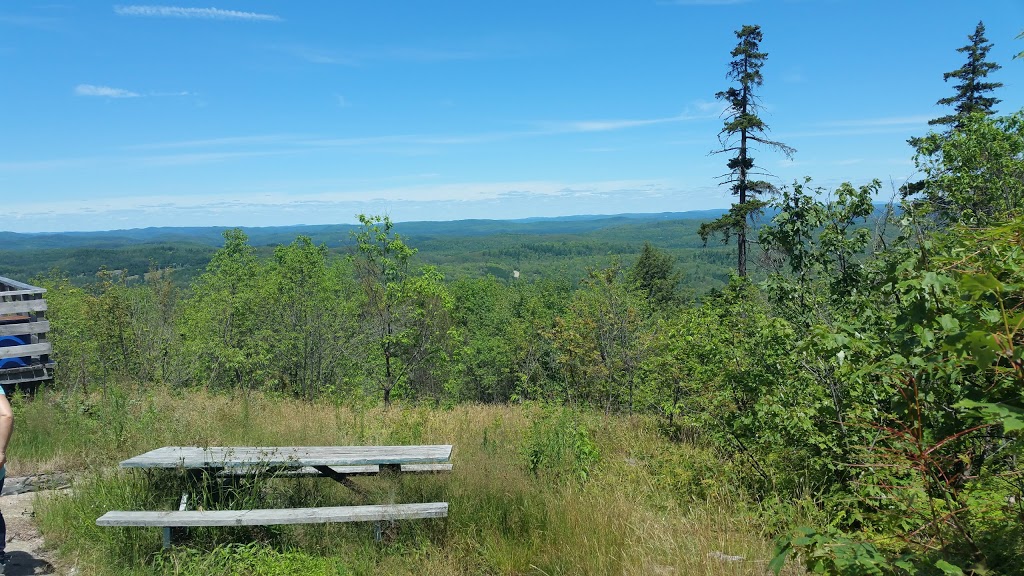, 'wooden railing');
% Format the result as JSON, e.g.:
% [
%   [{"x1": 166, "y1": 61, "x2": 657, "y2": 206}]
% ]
[{"x1": 0, "y1": 276, "x2": 53, "y2": 391}]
